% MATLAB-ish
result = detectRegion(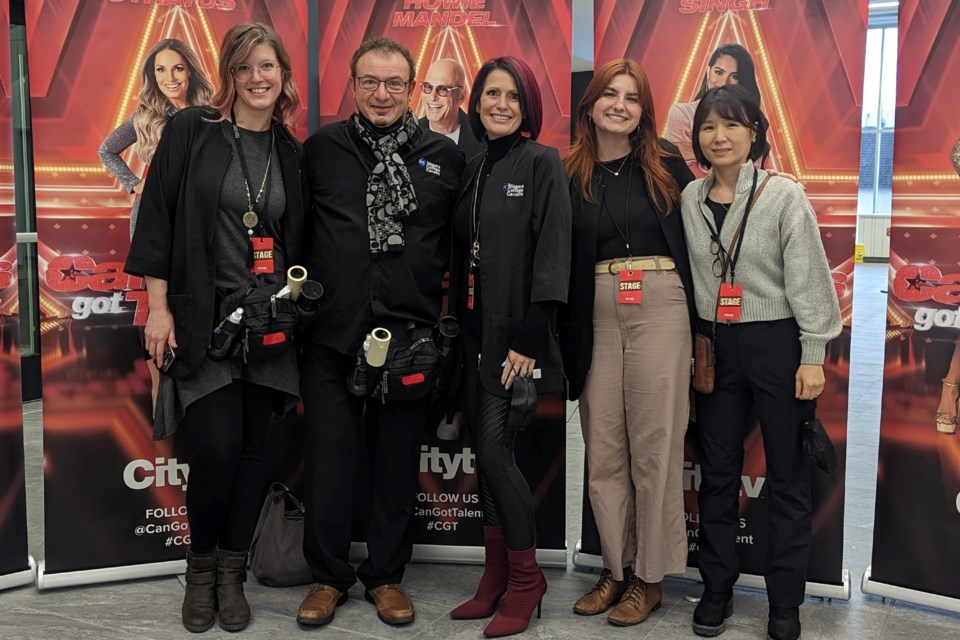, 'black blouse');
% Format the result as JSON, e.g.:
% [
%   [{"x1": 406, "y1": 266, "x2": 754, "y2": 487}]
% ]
[{"x1": 595, "y1": 156, "x2": 672, "y2": 261}]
